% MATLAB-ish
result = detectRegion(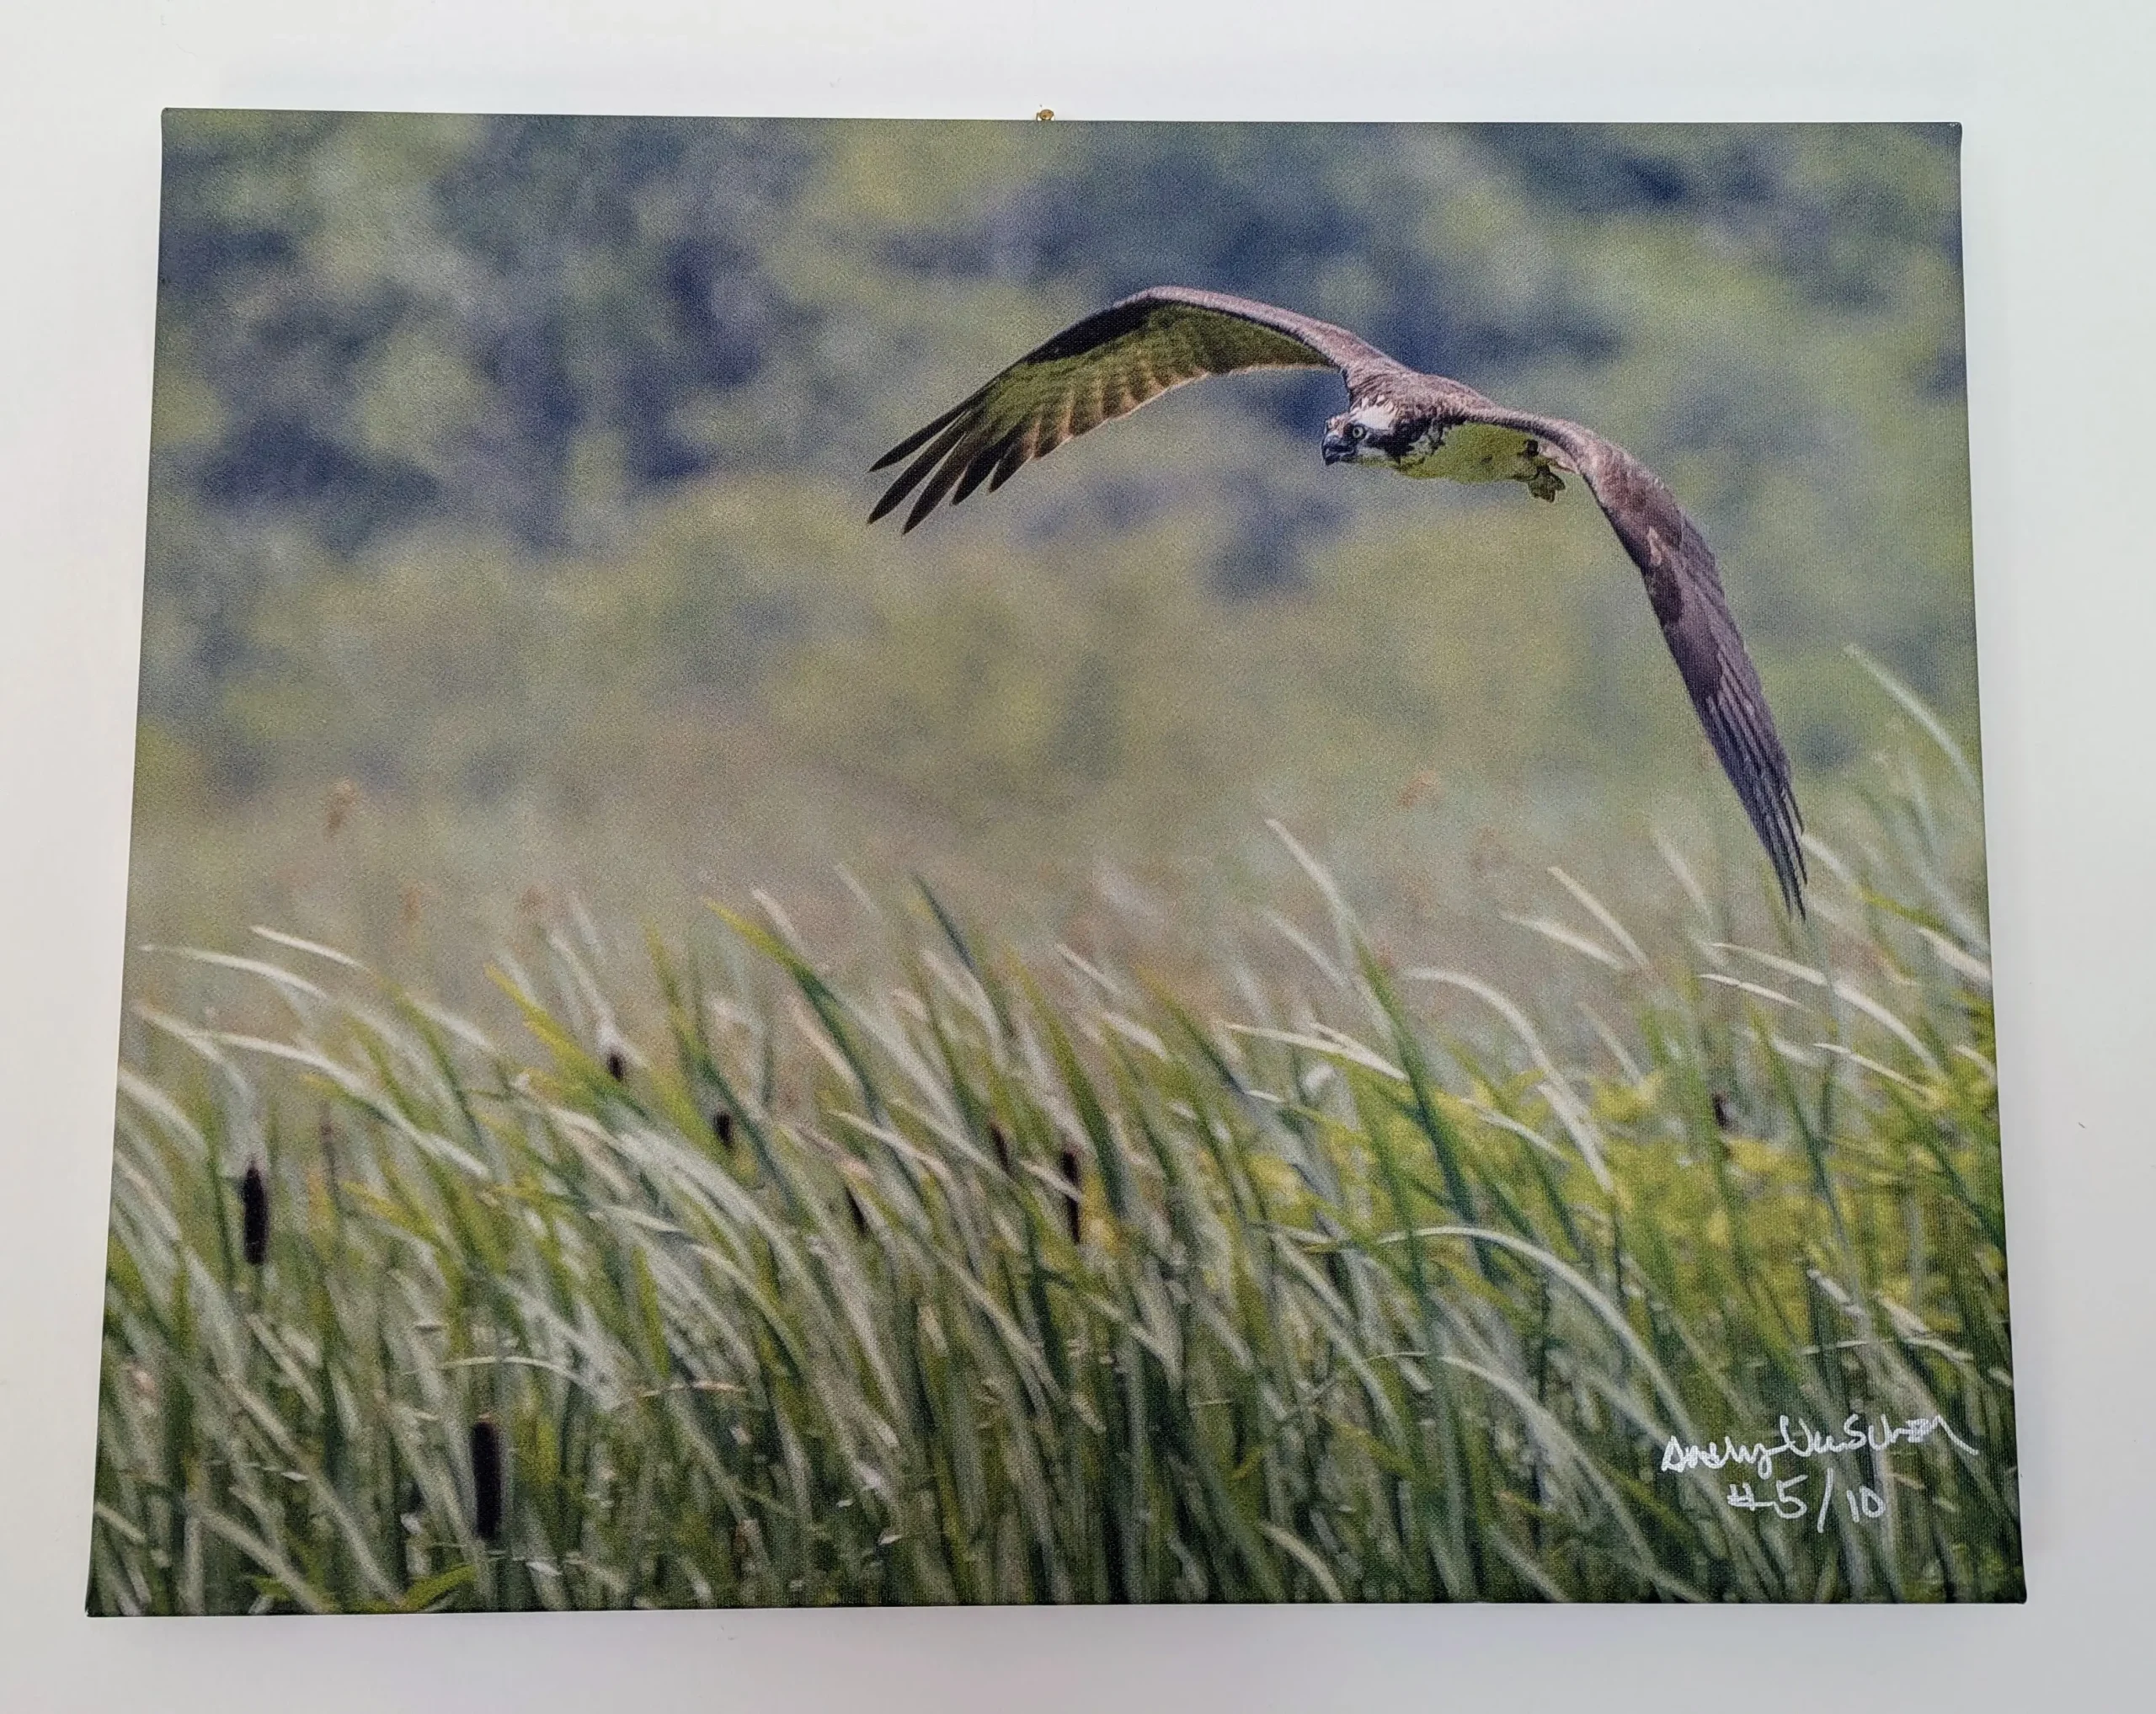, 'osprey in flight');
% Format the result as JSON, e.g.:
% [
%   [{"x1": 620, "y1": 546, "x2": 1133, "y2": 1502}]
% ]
[{"x1": 869, "y1": 286, "x2": 1806, "y2": 912}]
